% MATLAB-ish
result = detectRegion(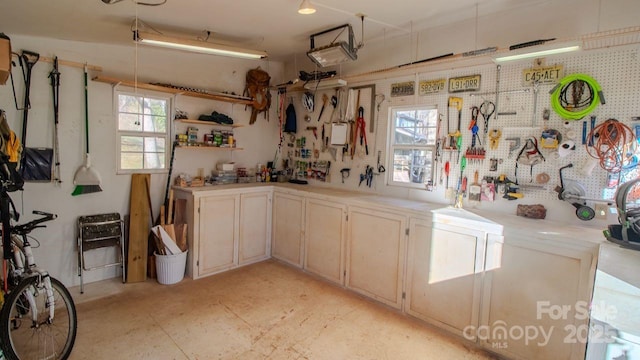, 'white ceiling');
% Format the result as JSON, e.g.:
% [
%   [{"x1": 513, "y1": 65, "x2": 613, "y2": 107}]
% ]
[{"x1": 0, "y1": 0, "x2": 547, "y2": 62}]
